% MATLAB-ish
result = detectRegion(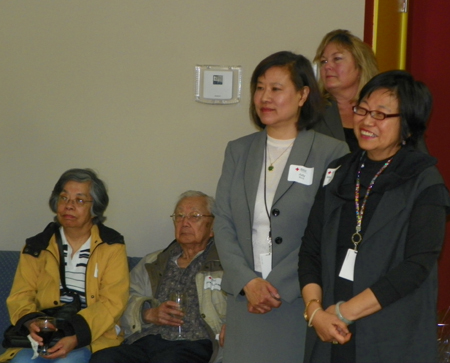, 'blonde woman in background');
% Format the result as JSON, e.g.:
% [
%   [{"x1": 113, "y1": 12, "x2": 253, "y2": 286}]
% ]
[{"x1": 313, "y1": 29, "x2": 379, "y2": 151}]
